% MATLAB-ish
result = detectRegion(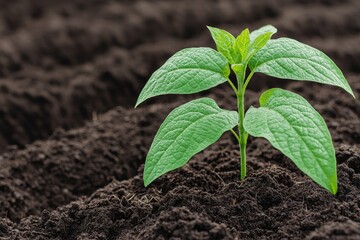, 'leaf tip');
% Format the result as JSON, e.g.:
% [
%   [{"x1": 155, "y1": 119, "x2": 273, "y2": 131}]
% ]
[
  {"x1": 143, "y1": 171, "x2": 152, "y2": 187},
  {"x1": 134, "y1": 98, "x2": 142, "y2": 108},
  {"x1": 206, "y1": 25, "x2": 215, "y2": 32},
  {"x1": 143, "y1": 159, "x2": 157, "y2": 187},
  {"x1": 143, "y1": 180, "x2": 150, "y2": 187},
  {"x1": 349, "y1": 89, "x2": 356, "y2": 99},
  {"x1": 261, "y1": 24, "x2": 278, "y2": 34},
  {"x1": 135, "y1": 91, "x2": 147, "y2": 108},
  {"x1": 329, "y1": 181, "x2": 338, "y2": 195},
  {"x1": 340, "y1": 83, "x2": 356, "y2": 99},
  {"x1": 342, "y1": 80, "x2": 355, "y2": 99},
  {"x1": 231, "y1": 63, "x2": 244, "y2": 75}
]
